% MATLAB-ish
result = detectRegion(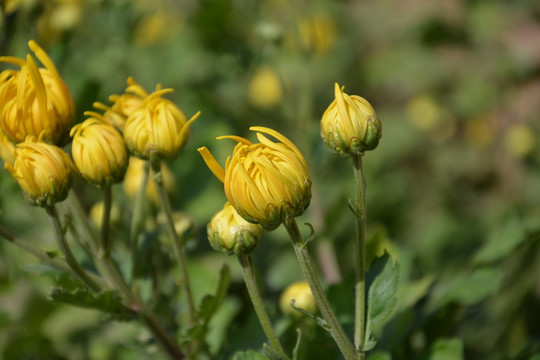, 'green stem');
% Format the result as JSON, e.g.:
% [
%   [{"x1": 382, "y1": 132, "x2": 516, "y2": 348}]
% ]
[
  {"x1": 352, "y1": 154, "x2": 366, "y2": 358},
  {"x1": 285, "y1": 219, "x2": 357, "y2": 360},
  {"x1": 151, "y1": 159, "x2": 196, "y2": 326},
  {"x1": 0, "y1": 223, "x2": 72, "y2": 274},
  {"x1": 45, "y1": 205, "x2": 101, "y2": 292},
  {"x1": 66, "y1": 192, "x2": 100, "y2": 252},
  {"x1": 99, "y1": 186, "x2": 184, "y2": 360},
  {"x1": 129, "y1": 161, "x2": 150, "y2": 284},
  {"x1": 238, "y1": 254, "x2": 290, "y2": 360}
]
